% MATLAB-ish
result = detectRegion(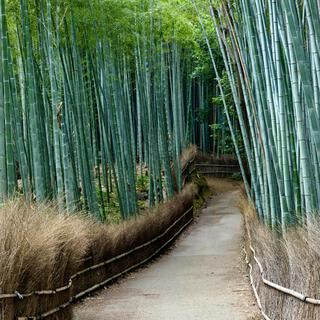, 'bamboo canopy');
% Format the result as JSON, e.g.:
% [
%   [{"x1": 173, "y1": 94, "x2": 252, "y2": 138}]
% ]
[
  {"x1": 196, "y1": 0, "x2": 320, "y2": 229},
  {"x1": 0, "y1": 0, "x2": 220, "y2": 220}
]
